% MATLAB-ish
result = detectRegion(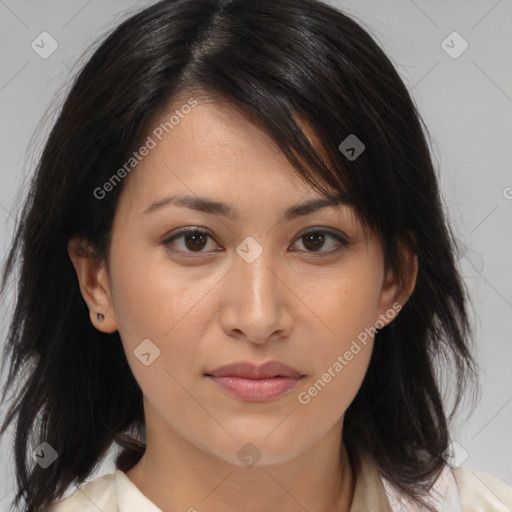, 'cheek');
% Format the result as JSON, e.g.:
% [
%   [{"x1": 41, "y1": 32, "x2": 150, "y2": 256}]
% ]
[
  {"x1": 294, "y1": 288, "x2": 378, "y2": 432},
  {"x1": 107, "y1": 236, "x2": 220, "y2": 391},
  {"x1": 302, "y1": 260, "x2": 384, "y2": 349},
  {"x1": 108, "y1": 234, "x2": 212, "y2": 337},
  {"x1": 294, "y1": 258, "x2": 383, "y2": 409}
]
